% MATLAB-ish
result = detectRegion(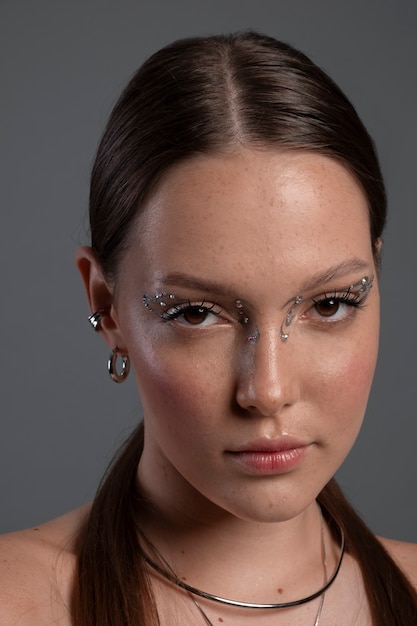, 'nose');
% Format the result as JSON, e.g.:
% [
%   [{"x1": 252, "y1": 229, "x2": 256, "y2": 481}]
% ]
[{"x1": 235, "y1": 327, "x2": 298, "y2": 417}]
